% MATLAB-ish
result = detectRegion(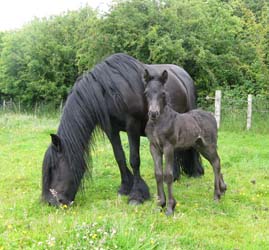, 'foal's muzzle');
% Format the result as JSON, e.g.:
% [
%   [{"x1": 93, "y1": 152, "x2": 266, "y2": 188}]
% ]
[{"x1": 148, "y1": 110, "x2": 160, "y2": 120}]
